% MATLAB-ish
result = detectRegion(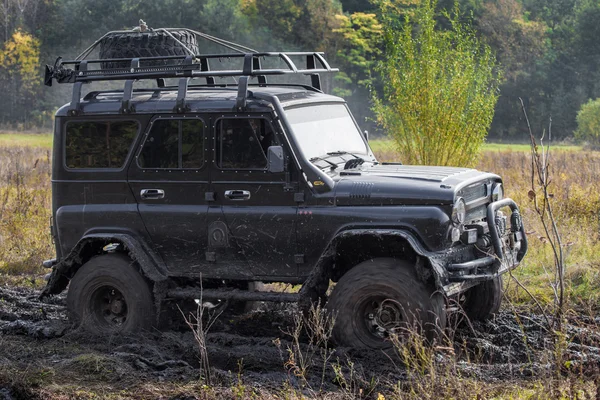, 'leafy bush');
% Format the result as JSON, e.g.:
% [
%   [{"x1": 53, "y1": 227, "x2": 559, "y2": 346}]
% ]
[
  {"x1": 372, "y1": 0, "x2": 501, "y2": 167},
  {"x1": 575, "y1": 98, "x2": 600, "y2": 148}
]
